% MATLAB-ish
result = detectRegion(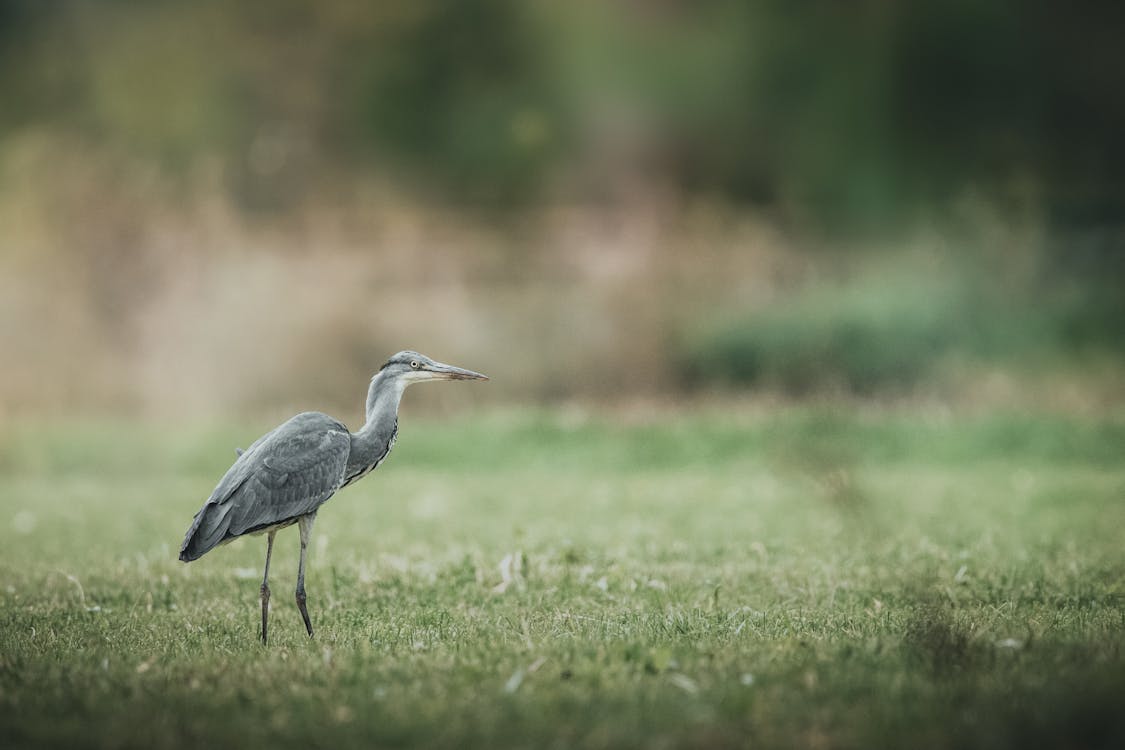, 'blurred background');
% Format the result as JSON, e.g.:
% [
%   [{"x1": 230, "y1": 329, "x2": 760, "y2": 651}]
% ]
[{"x1": 1, "y1": 0, "x2": 1122, "y2": 421}]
